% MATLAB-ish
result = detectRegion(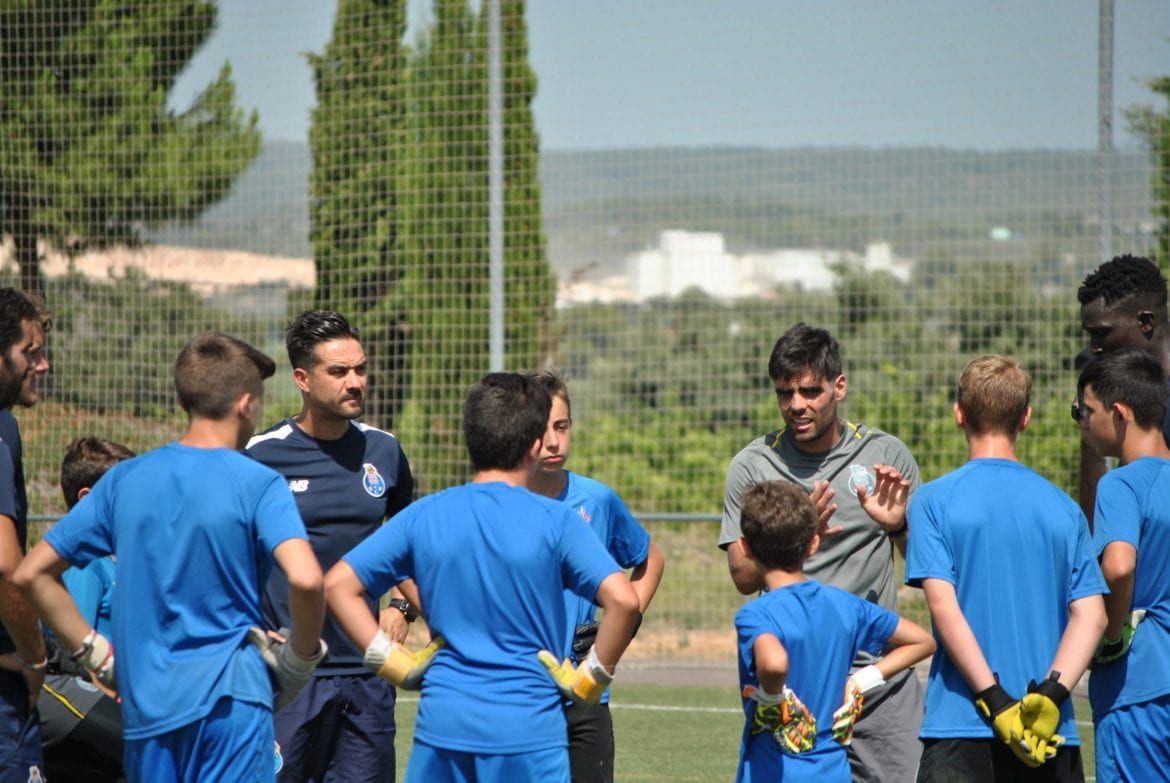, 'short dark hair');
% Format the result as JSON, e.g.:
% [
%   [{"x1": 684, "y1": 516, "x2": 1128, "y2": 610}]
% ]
[
  {"x1": 767, "y1": 323, "x2": 843, "y2": 383},
  {"x1": 525, "y1": 368, "x2": 571, "y2": 417},
  {"x1": 61, "y1": 437, "x2": 136, "y2": 509},
  {"x1": 0, "y1": 288, "x2": 42, "y2": 360},
  {"x1": 286, "y1": 310, "x2": 361, "y2": 370},
  {"x1": 174, "y1": 332, "x2": 276, "y2": 418},
  {"x1": 740, "y1": 480, "x2": 817, "y2": 573},
  {"x1": 1077, "y1": 254, "x2": 1168, "y2": 315},
  {"x1": 1078, "y1": 348, "x2": 1168, "y2": 430},
  {"x1": 462, "y1": 373, "x2": 551, "y2": 472}
]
